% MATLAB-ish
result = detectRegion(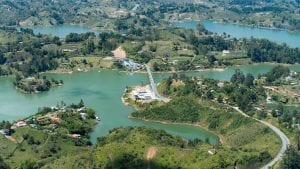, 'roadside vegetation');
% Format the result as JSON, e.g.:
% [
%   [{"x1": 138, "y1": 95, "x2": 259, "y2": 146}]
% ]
[
  {"x1": 128, "y1": 66, "x2": 300, "y2": 168},
  {"x1": 128, "y1": 71, "x2": 285, "y2": 168}
]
